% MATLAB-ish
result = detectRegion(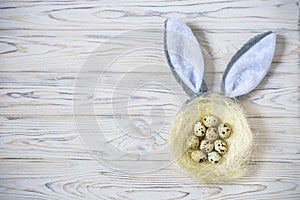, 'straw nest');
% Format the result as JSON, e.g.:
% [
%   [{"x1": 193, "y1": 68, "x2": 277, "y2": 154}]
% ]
[{"x1": 169, "y1": 93, "x2": 253, "y2": 182}]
